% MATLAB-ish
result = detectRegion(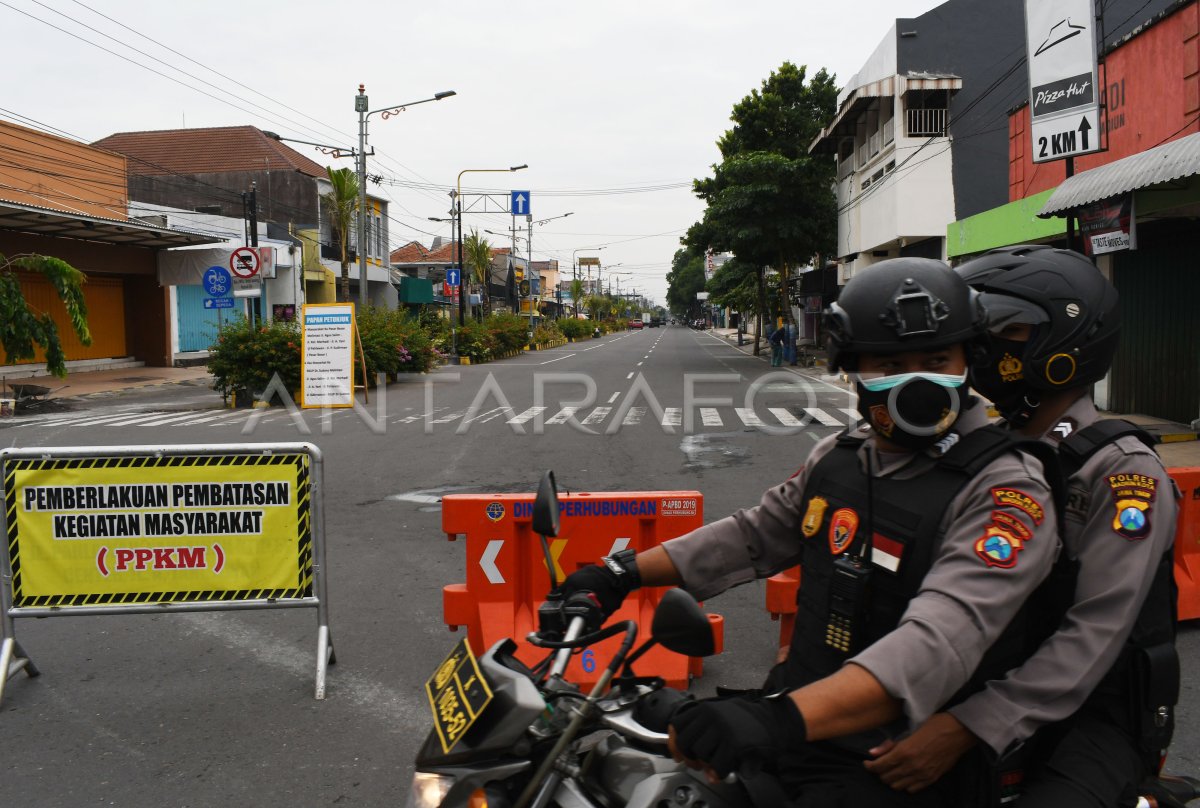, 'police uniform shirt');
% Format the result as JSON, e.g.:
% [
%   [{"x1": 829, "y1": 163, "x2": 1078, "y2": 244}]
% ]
[
  {"x1": 947, "y1": 397, "x2": 1179, "y2": 756},
  {"x1": 660, "y1": 402, "x2": 1060, "y2": 728}
]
